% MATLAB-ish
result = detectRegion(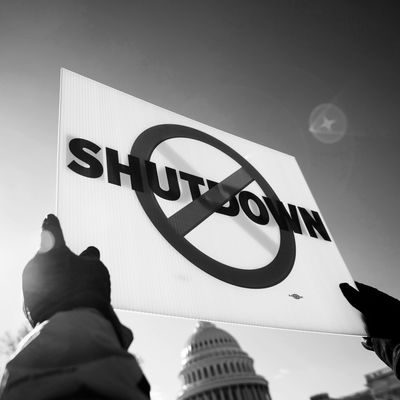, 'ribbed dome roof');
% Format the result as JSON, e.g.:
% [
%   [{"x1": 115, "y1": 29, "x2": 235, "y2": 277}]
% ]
[
  {"x1": 184, "y1": 321, "x2": 240, "y2": 356},
  {"x1": 178, "y1": 321, "x2": 270, "y2": 400}
]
